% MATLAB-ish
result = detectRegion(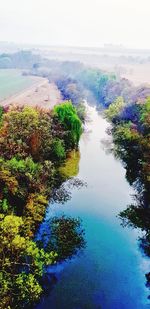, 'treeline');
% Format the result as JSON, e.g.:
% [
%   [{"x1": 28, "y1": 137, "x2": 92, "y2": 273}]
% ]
[
  {"x1": 28, "y1": 55, "x2": 150, "y2": 108},
  {"x1": 0, "y1": 51, "x2": 42, "y2": 69},
  {"x1": 0, "y1": 101, "x2": 84, "y2": 308},
  {"x1": 105, "y1": 95, "x2": 150, "y2": 290}
]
